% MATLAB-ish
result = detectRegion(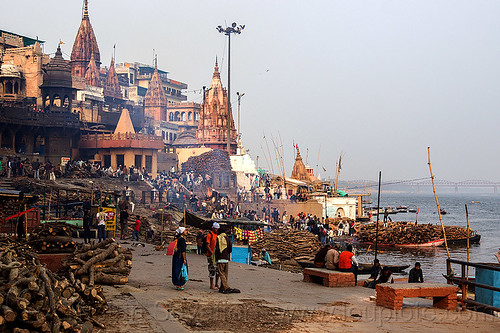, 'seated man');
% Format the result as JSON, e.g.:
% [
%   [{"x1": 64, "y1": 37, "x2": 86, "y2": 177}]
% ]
[
  {"x1": 314, "y1": 244, "x2": 331, "y2": 268},
  {"x1": 363, "y1": 259, "x2": 381, "y2": 287},
  {"x1": 338, "y1": 244, "x2": 358, "y2": 285},
  {"x1": 367, "y1": 266, "x2": 393, "y2": 288},
  {"x1": 325, "y1": 244, "x2": 340, "y2": 270},
  {"x1": 408, "y1": 262, "x2": 424, "y2": 283}
]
